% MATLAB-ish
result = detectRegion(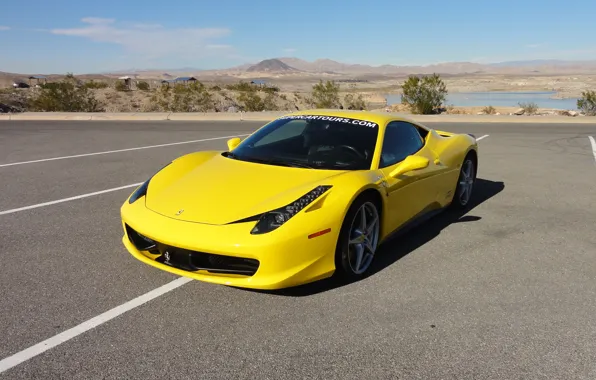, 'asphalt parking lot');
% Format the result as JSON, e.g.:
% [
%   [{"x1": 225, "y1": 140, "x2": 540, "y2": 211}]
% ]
[{"x1": 1, "y1": 119, "x2": 595, "y2": 379}]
